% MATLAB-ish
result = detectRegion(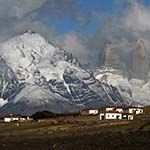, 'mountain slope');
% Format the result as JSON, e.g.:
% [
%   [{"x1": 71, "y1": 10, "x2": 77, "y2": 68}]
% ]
[
  {"x1": 95, "y1": 67, "x2": 150, "y2": 105},
  {"x1": 0, "y1": 31, "x2": 128, "y2": 115},
  {"x1": 96, "y1": 39, "x2": 150, "y2": 106},
  {"x1": 0, "y1": 56, "x2": 20, "y2": 102},
  {"x1": 0, "y1": 85, "x2": 79, "y2": 115}
]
